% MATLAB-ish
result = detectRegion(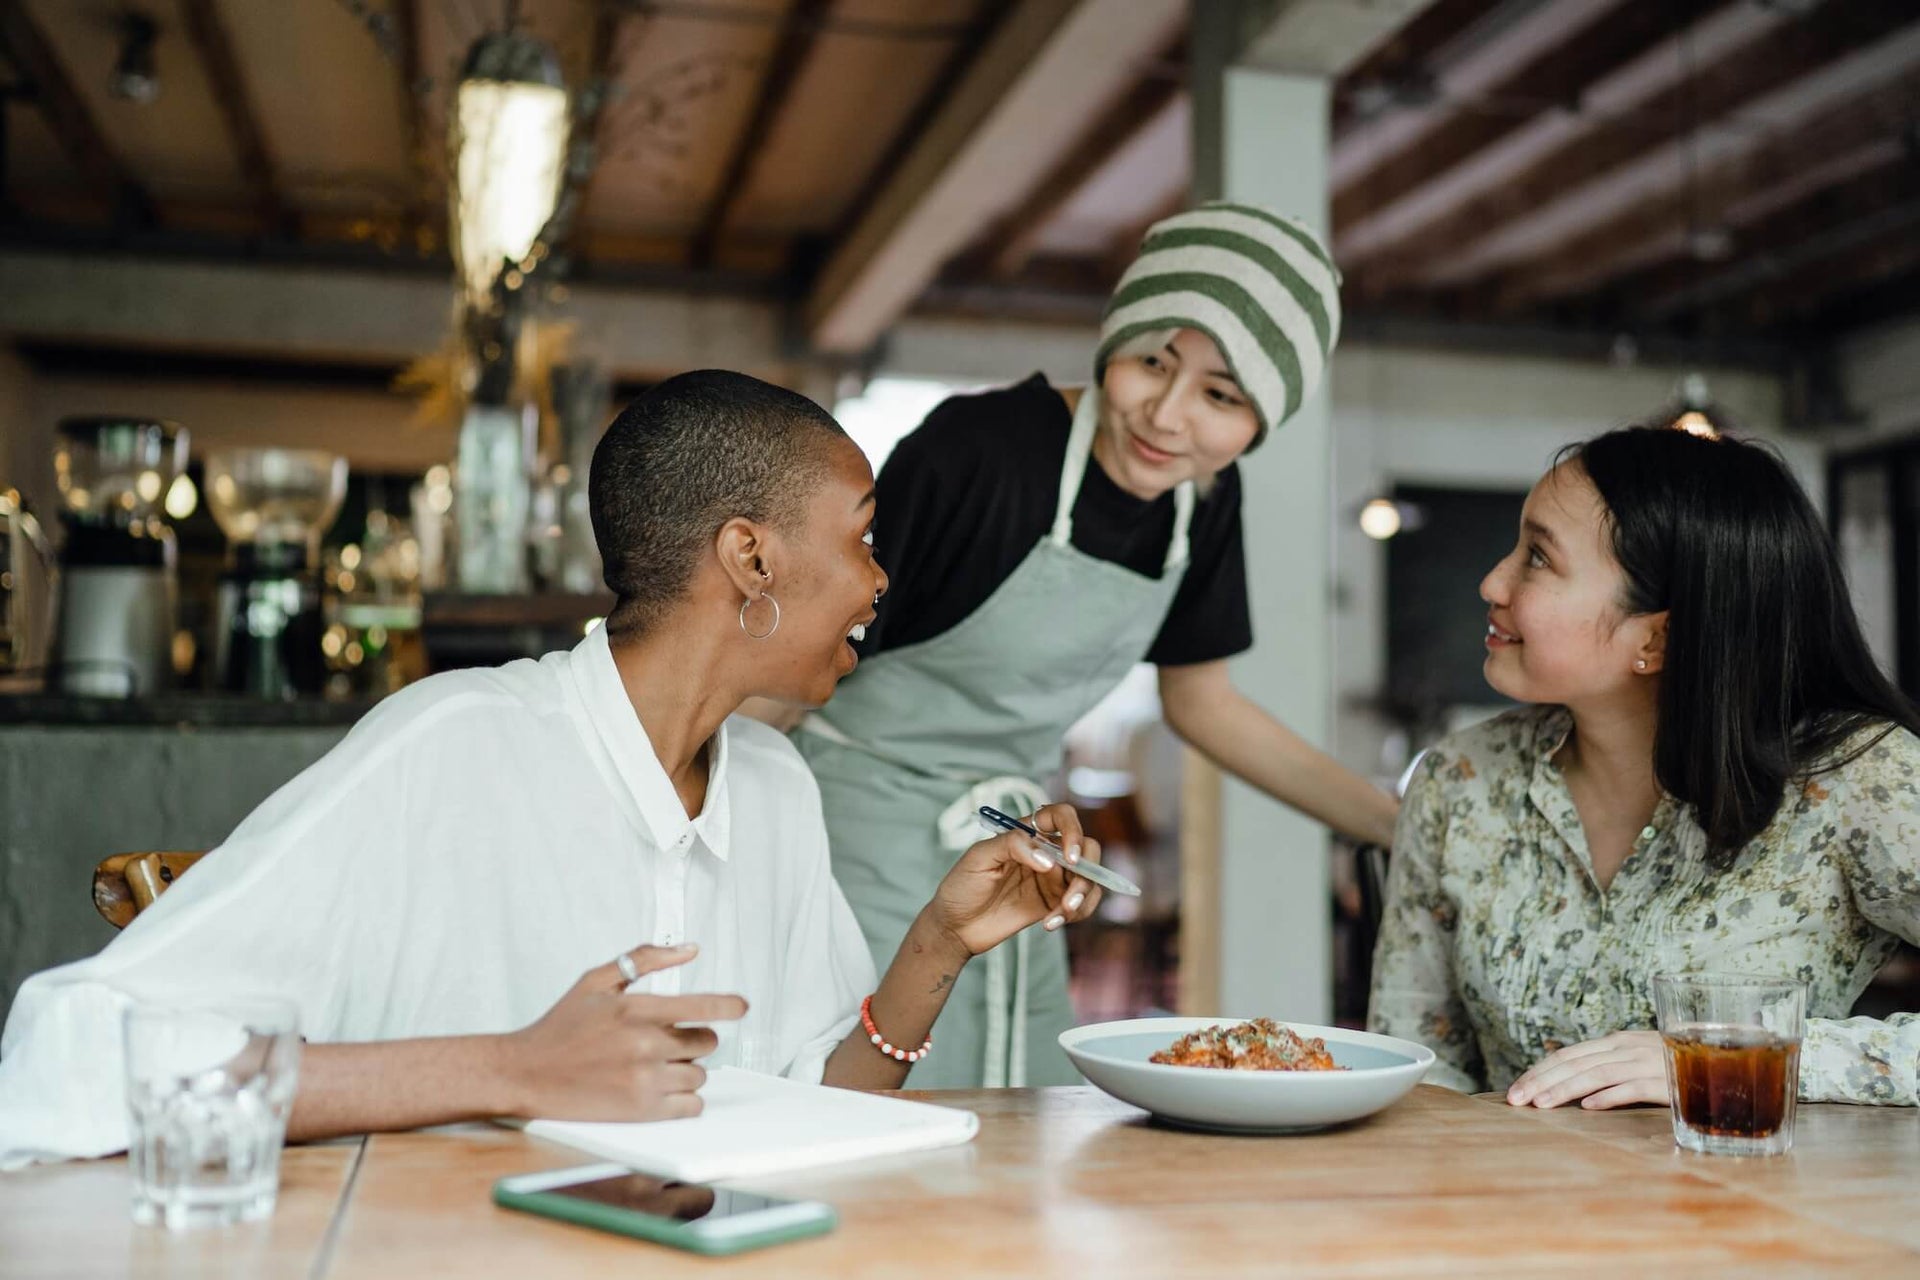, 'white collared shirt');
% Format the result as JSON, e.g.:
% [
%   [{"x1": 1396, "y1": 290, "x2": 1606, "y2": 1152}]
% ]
[{"x1": 0, "y1": 625, "x2": 876, "y2": 1166}]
